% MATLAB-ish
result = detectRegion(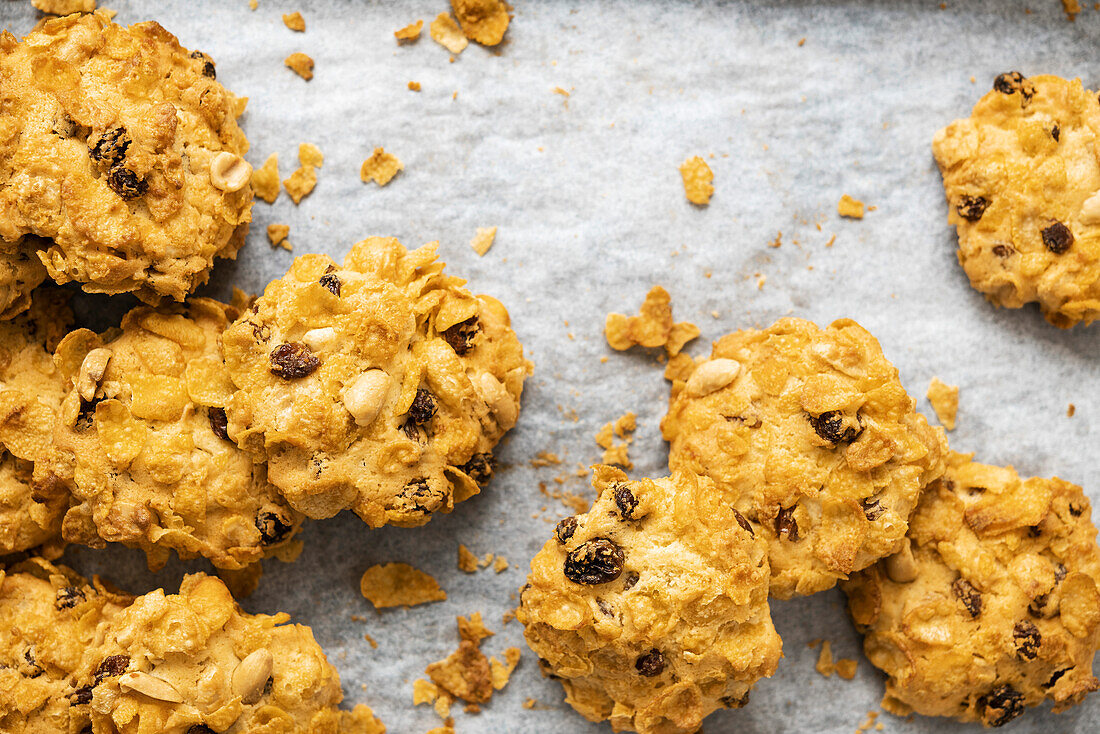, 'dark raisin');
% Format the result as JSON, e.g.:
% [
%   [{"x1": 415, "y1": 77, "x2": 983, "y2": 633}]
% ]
[
  {"x1": 1069, "y1": 502, "x2": 1084, "y2": 517},
  {"x1": 977, "y1": 684, "x2": 1025, "y2": 727},
  {"x1": 807, "y1": 410, "x2": 862, "y2": 444},
  {"x1": 564, "y1": 538, "x2": 624, "y2": 585},
  {"x1": 1028, "y1": 525, "x2": 1042, "y2": 538},
  {"x1": 720, "y1": 692, "x2": 750, "y2": 709},
  {"x1": 190, "y1": 50, "x2": 216, "y2": 79},
  {"x1": 732, "y1": 509, "x2": 753, "y2": 535},
  {"x1": 622, "y1": 571, "x2": 639, "y2": 590},
  {"x1": 75, "y1": 396, "x2": 102, "y2": 431},
  {"x1": 993, "y1": 71, "x2": 1028, "y2": 95},
  {"x1": 775, "y1": 506, "x2": 799, "y2": 542},
  {"x1": 95, "y1": 655, "x2": 129, "y2": 681},
  {"x1": 634, "y1": 649, "x2": 665, "y2": 677},
  {"x1": 55, "y1": 586, "x2": 86, "y2": 610},
  {"x1": 861, "y1": 497, "x2": 884, "y2": 521},
  {"x1": 555, "y1": 516, "x2": 577, "y2": 544},
  {"x1": 401, "y1": 418, "x2": 422, "y2": 441},
  {"x1": 256, "y1": 511, "x2": 294, "y2": 545},
  {"x1": 318, "y1": 272, "x2": 341, "y2": 296},
  {"x1": 952, "y1": 578, "x2": 982, "y2": 618},
  {"x1": 397, "y1": 479, "x2": 438, "y2": 513},
  {"x1": 70, "y1": 685, "x2": 93, "y2": 704},
  {"x1": 992, "y1": 244, "x2": 1014, "y2": 258},
  {"x1": 442, "y1": 317, "x2": 480, "y2": 356},
  {"x1": 408, "y1": 388, "x2": 436, "y2": 424},
  {"x1": 1013, "y1": 620, "x2": 1041, "y2": 660},
  {"x1": 106, "y1": 165, "x2": 147, "y2": 200},
  {"x1": 459, "y1": 453, "x2": 493, "y2": 484},
  {"x1": 614, "y1": 485, "x2": 639, "y2": 520},
  {"x1": 957, "y1": 195, "x2": 990, "y2": 222},
  {"x1": 23, "y1": 648, "x2": 42, "y2": 677},
  {"x1": 89, "y1": 126, "x2": 130, "y2": 168},
  {"x1": 1051, "y1": 124, "x2": 1060, "y2": 141},
  {"x1": 208, "y1": 407, "x2": 229, "y2": 440},
  {"x1": 1041, "y1": 222, "x2": 1073, "y2": 254},
  {"x1": 269, "y1": 342, "x2": 320, "y2": 379},
  {"x1": 1044, "y1": 668, "x2": 1070, "y2": 689}
]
